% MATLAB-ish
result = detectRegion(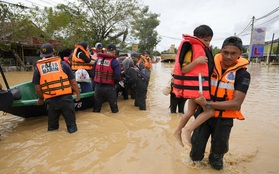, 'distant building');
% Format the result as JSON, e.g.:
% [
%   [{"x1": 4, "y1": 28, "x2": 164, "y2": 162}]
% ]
[
  {"x1": 0, "y1": 22, "x2": 62, "y2": 70},
  {"x1": 169, "y1": 44, "x2": 175, "y2": 53}
]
